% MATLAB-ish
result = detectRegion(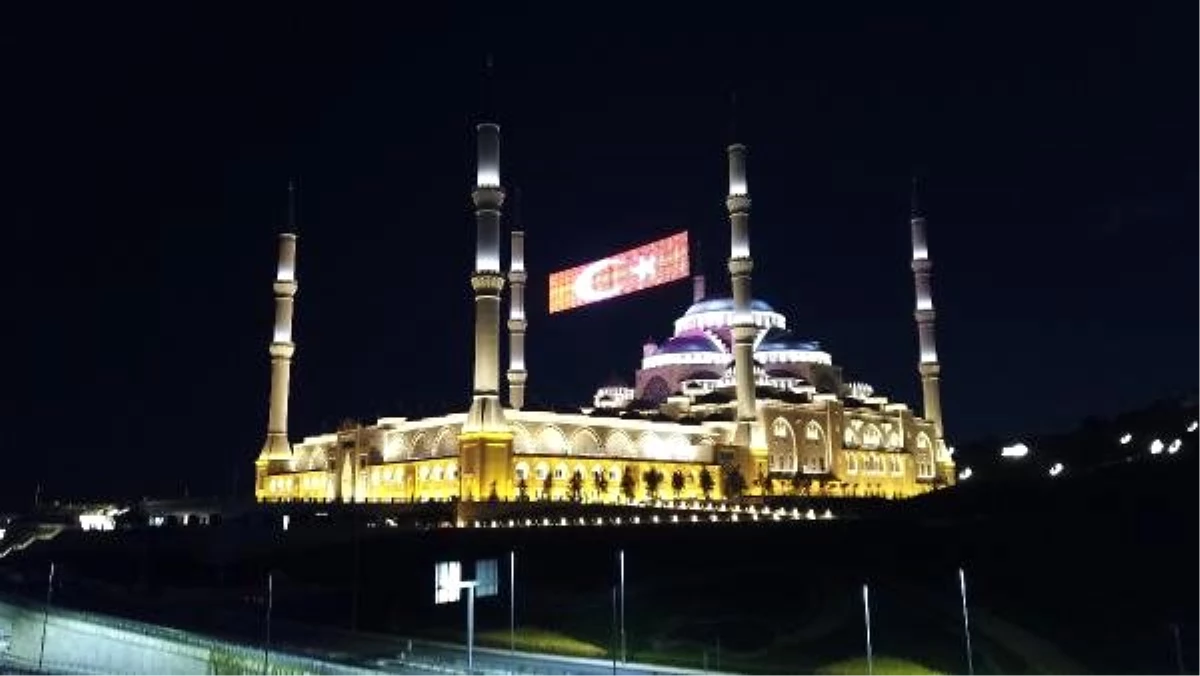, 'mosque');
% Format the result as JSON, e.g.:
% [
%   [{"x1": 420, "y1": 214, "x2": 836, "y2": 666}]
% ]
[{"x1": 254, "y1": 109, "x2": 957, "y2": 506}]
